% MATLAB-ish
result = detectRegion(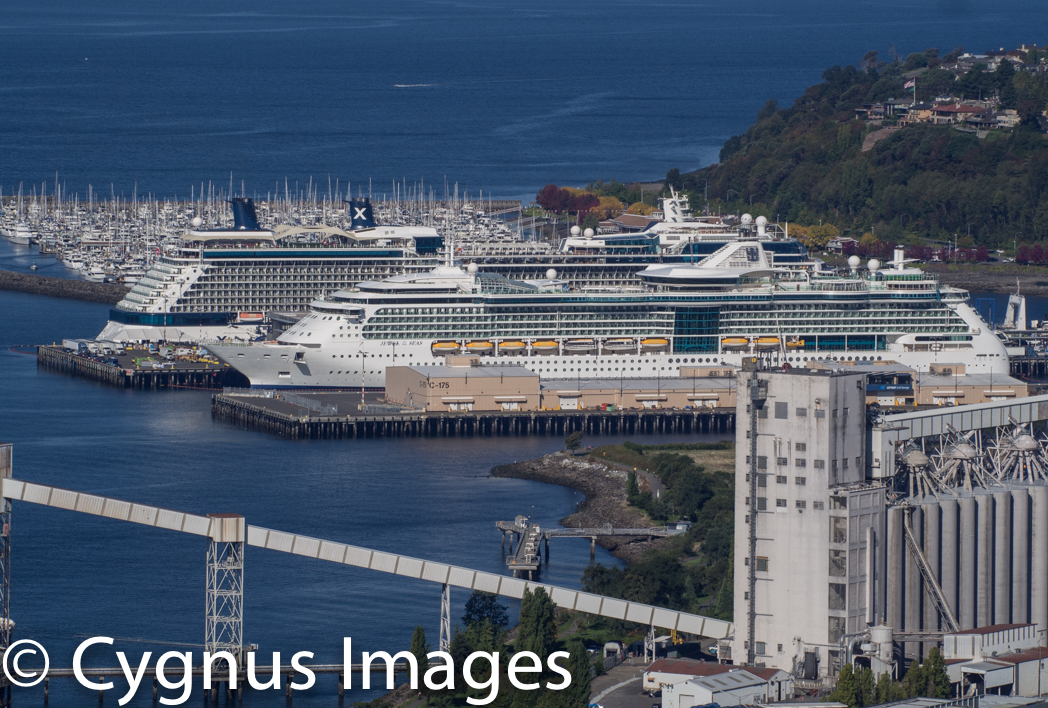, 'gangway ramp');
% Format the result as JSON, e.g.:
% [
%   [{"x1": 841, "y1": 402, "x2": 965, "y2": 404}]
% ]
[{"x1": 0, "y1": 474, "x2": 733, "y2": 640}]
